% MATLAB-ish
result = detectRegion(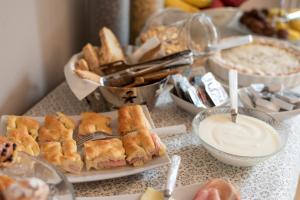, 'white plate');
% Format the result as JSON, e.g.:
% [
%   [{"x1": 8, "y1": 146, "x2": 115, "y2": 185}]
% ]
[
  {"x1": 77, "y1": 183, "x2": 201, "y2": 200},
  {"x1": 0, "y1": 106, "x2": 171, "y2": 183}
]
